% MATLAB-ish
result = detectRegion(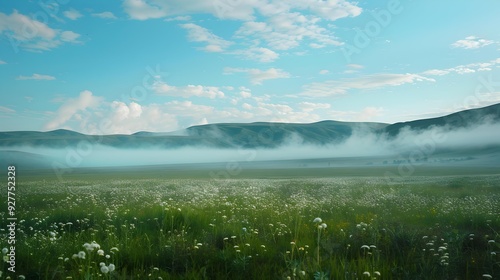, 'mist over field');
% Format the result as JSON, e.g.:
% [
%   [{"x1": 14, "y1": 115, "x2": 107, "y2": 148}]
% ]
[{"x1": 2, "y1": 118, "x2": 500, "y2": 169}]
